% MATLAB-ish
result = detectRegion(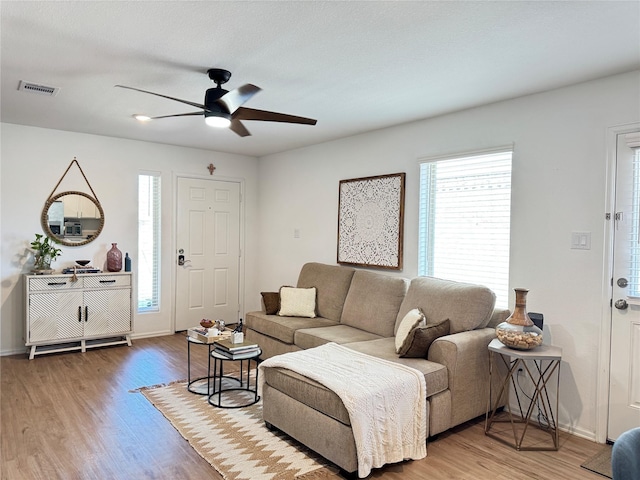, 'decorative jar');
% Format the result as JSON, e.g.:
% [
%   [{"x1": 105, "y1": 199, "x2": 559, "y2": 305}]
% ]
[
  {"x1": 496, "y1": 288, "x2": 543, "y2": 350},
  {"x1": 106, "y1": 243, "x2": 123, "y2": 272}
]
